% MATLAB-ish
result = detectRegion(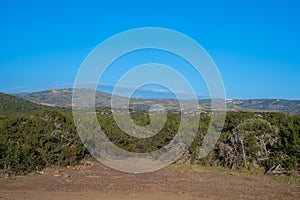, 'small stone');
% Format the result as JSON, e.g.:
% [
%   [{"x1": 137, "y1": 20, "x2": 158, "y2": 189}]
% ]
[{"x1": 63, "y1": 174, "x2": 70, "y2": 178}]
